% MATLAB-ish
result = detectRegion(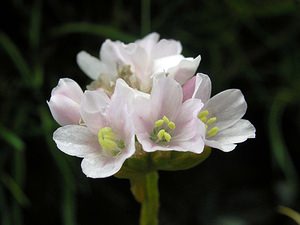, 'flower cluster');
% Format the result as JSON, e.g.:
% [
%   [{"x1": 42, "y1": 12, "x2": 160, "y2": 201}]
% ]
[{"x1": 48, "y1": 33, "x2": 255, "y2": 178}]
